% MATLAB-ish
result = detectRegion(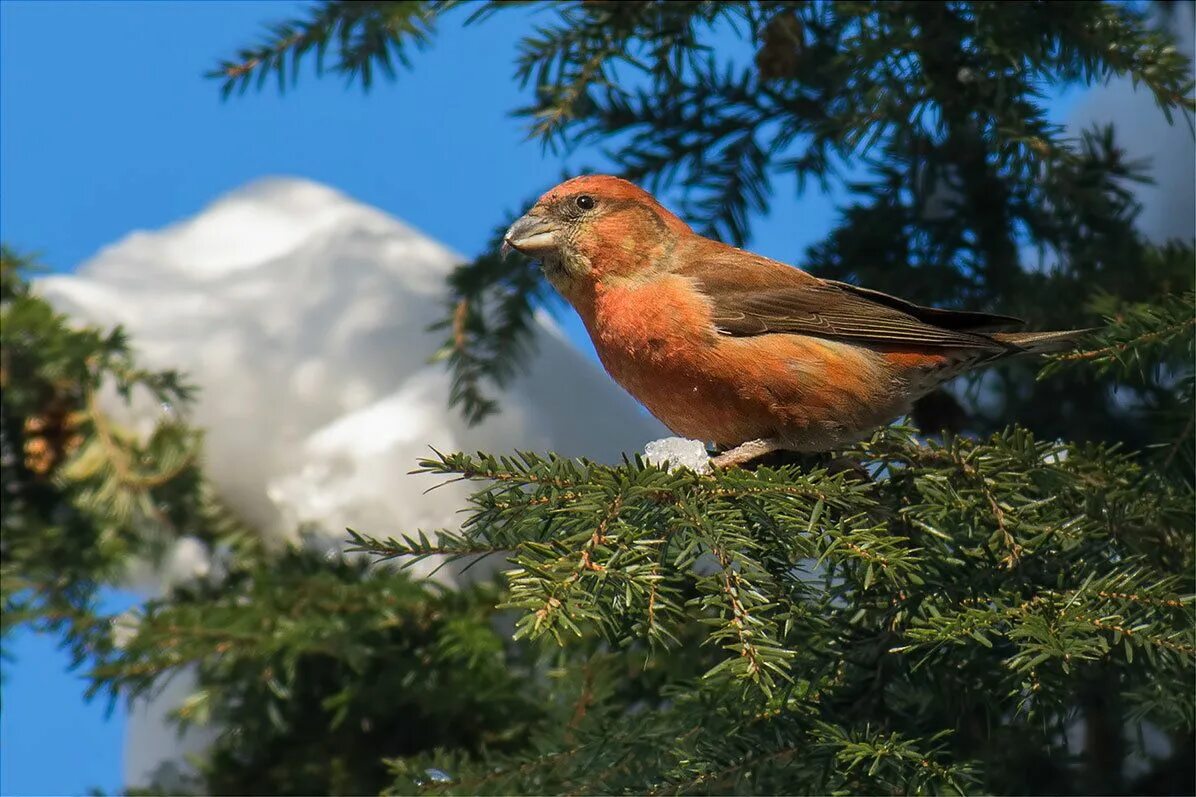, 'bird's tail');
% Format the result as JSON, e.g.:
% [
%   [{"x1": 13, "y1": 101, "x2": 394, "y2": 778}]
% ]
[{"x1": 992, "y1": 329, "x2": 1093, "y2": 355}]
